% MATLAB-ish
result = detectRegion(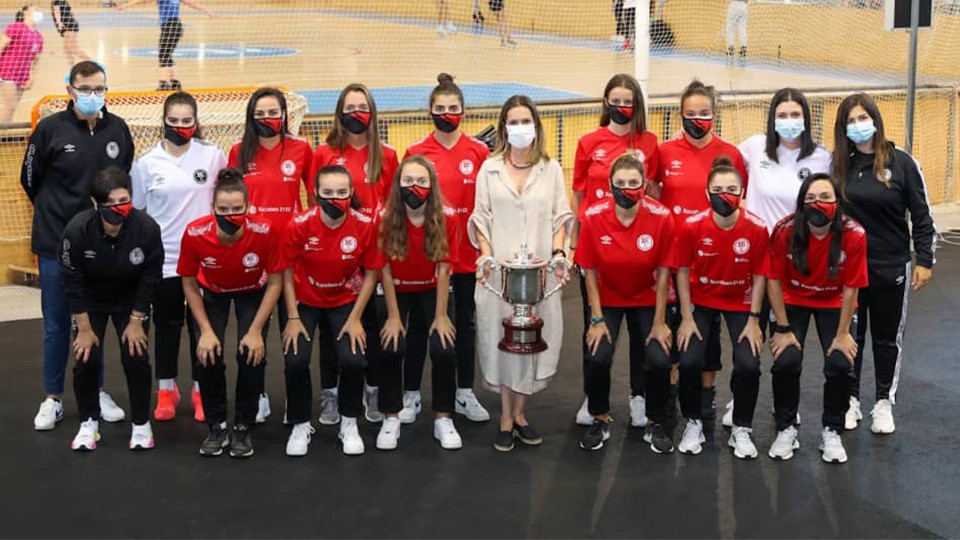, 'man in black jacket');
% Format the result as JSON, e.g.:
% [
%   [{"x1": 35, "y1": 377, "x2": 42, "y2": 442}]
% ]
[
  {"x1": 20, "y1": 60, "x2": 135, "y2": 431},
  {"x1": 60, "y1": 167, "x2": 162, "y2": 451}
]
